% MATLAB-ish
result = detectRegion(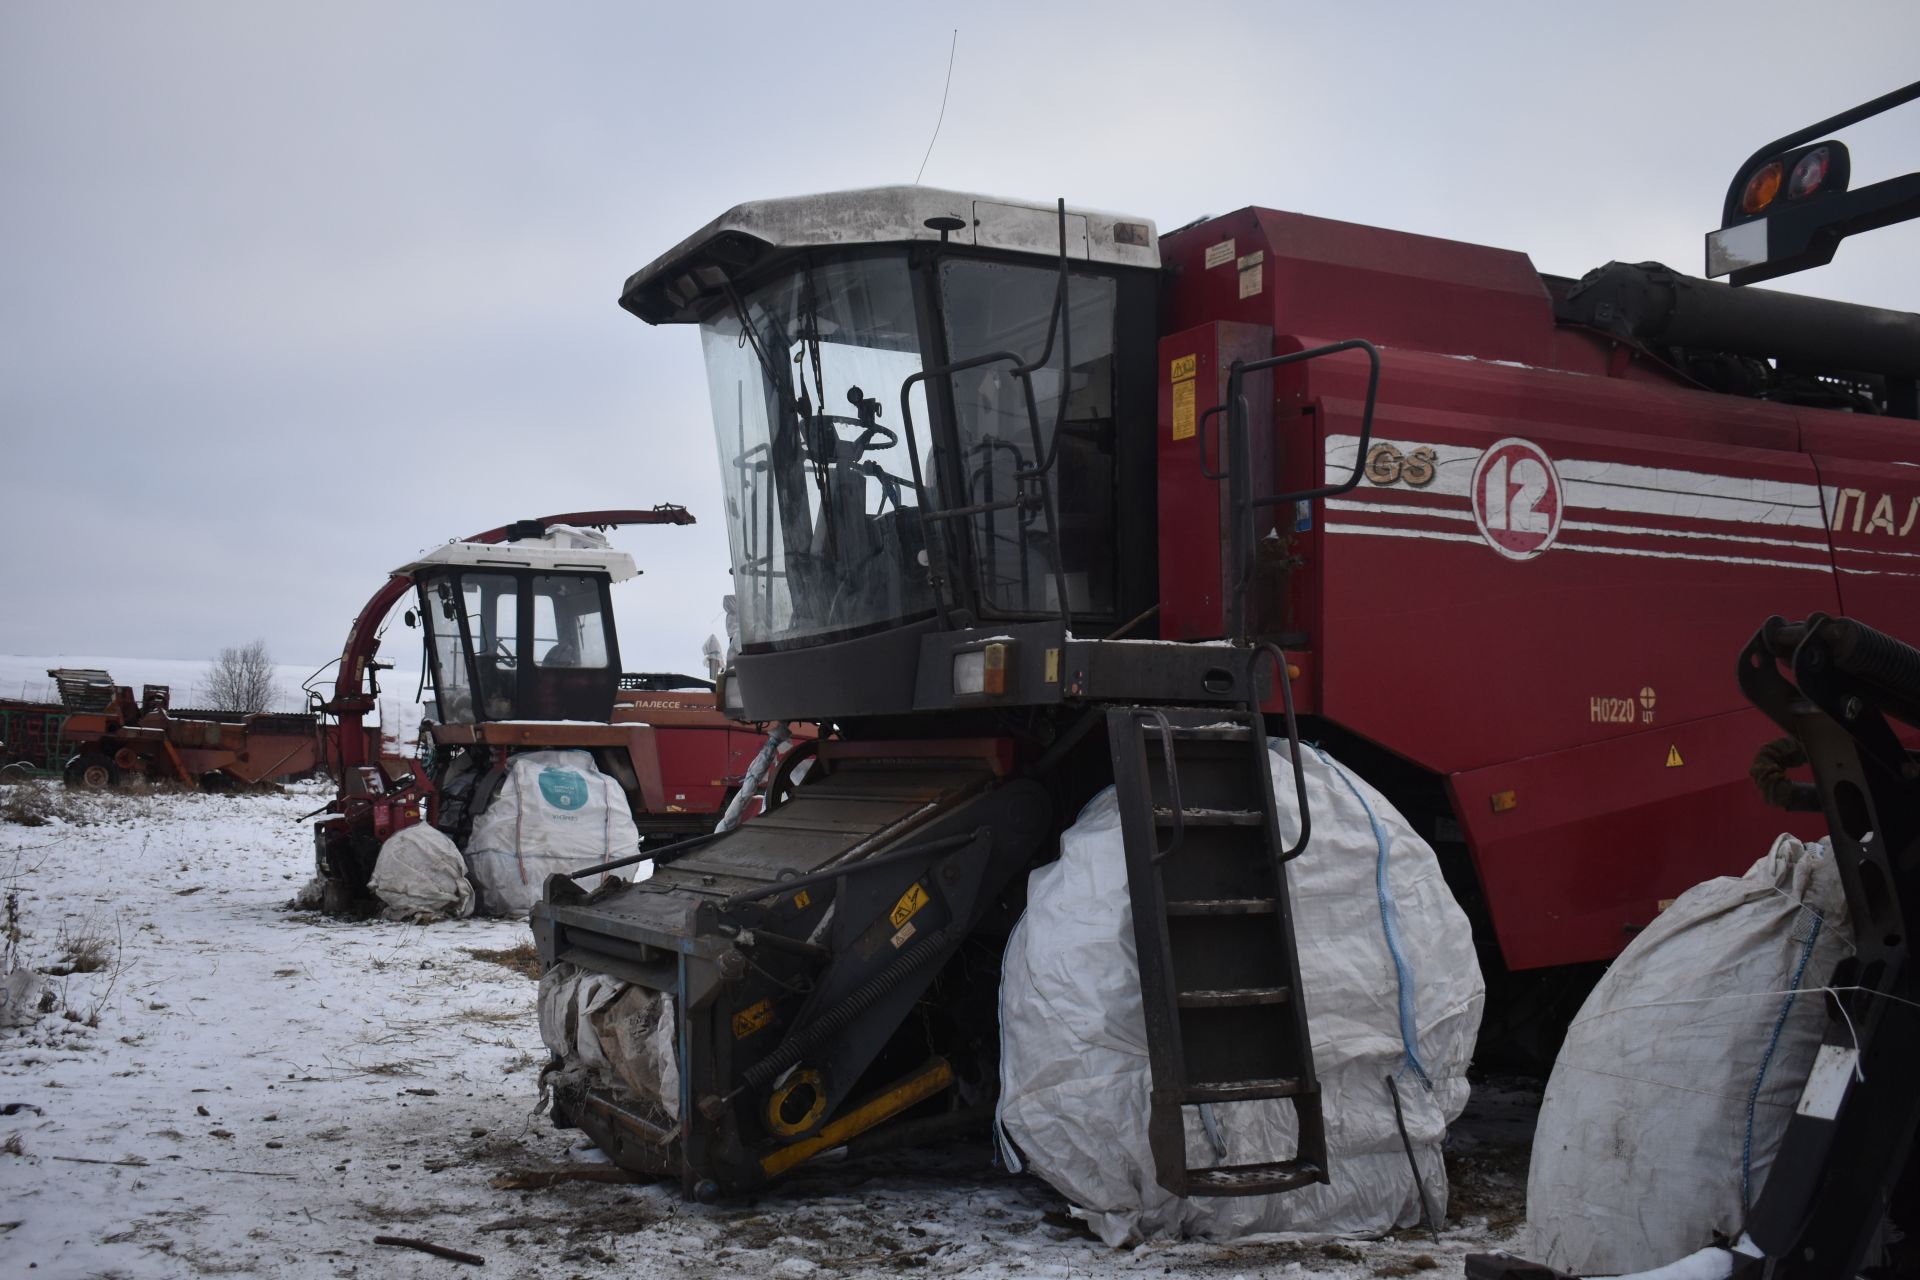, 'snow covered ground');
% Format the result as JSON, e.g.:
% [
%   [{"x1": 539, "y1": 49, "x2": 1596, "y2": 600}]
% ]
[{"x1": 0, "y1": 781, "x2": 1533, "y2": 1279}]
